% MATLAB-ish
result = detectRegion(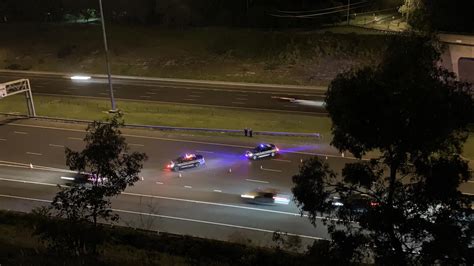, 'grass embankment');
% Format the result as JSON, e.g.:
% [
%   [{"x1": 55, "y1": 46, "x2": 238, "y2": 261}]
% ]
[
  {"x1": 1, "y1": 94, "x2": 473, "y2": 161},
  {"x1": 0, "y1": 94, "x2": 332, "y2": 136},
  {"x1": 0, "y1": 23, "x2": 390, "y2": 85},
  {"x1": 0, "y1": 210, "x2": 315, "y2": 265}
]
